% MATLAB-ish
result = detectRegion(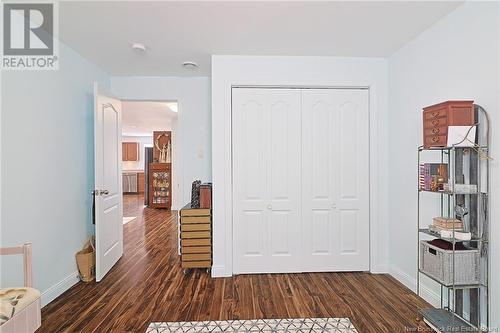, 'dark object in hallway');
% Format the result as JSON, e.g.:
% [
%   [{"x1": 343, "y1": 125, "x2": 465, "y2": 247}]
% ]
[
  {"x1": 144, "y1": 147, "x2": 153, "y2": 205},
  {"x1": 191, "y1": 180, "x2": 201, "y2": 208}
]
